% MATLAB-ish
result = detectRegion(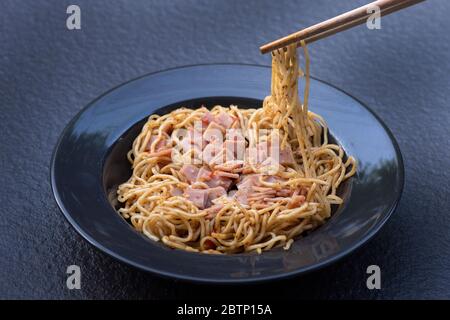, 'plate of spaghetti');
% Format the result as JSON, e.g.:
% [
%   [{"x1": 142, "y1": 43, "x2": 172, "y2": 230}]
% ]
[{"x1": 51, "y1": 43, "x2": 403, "y2": 283}]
